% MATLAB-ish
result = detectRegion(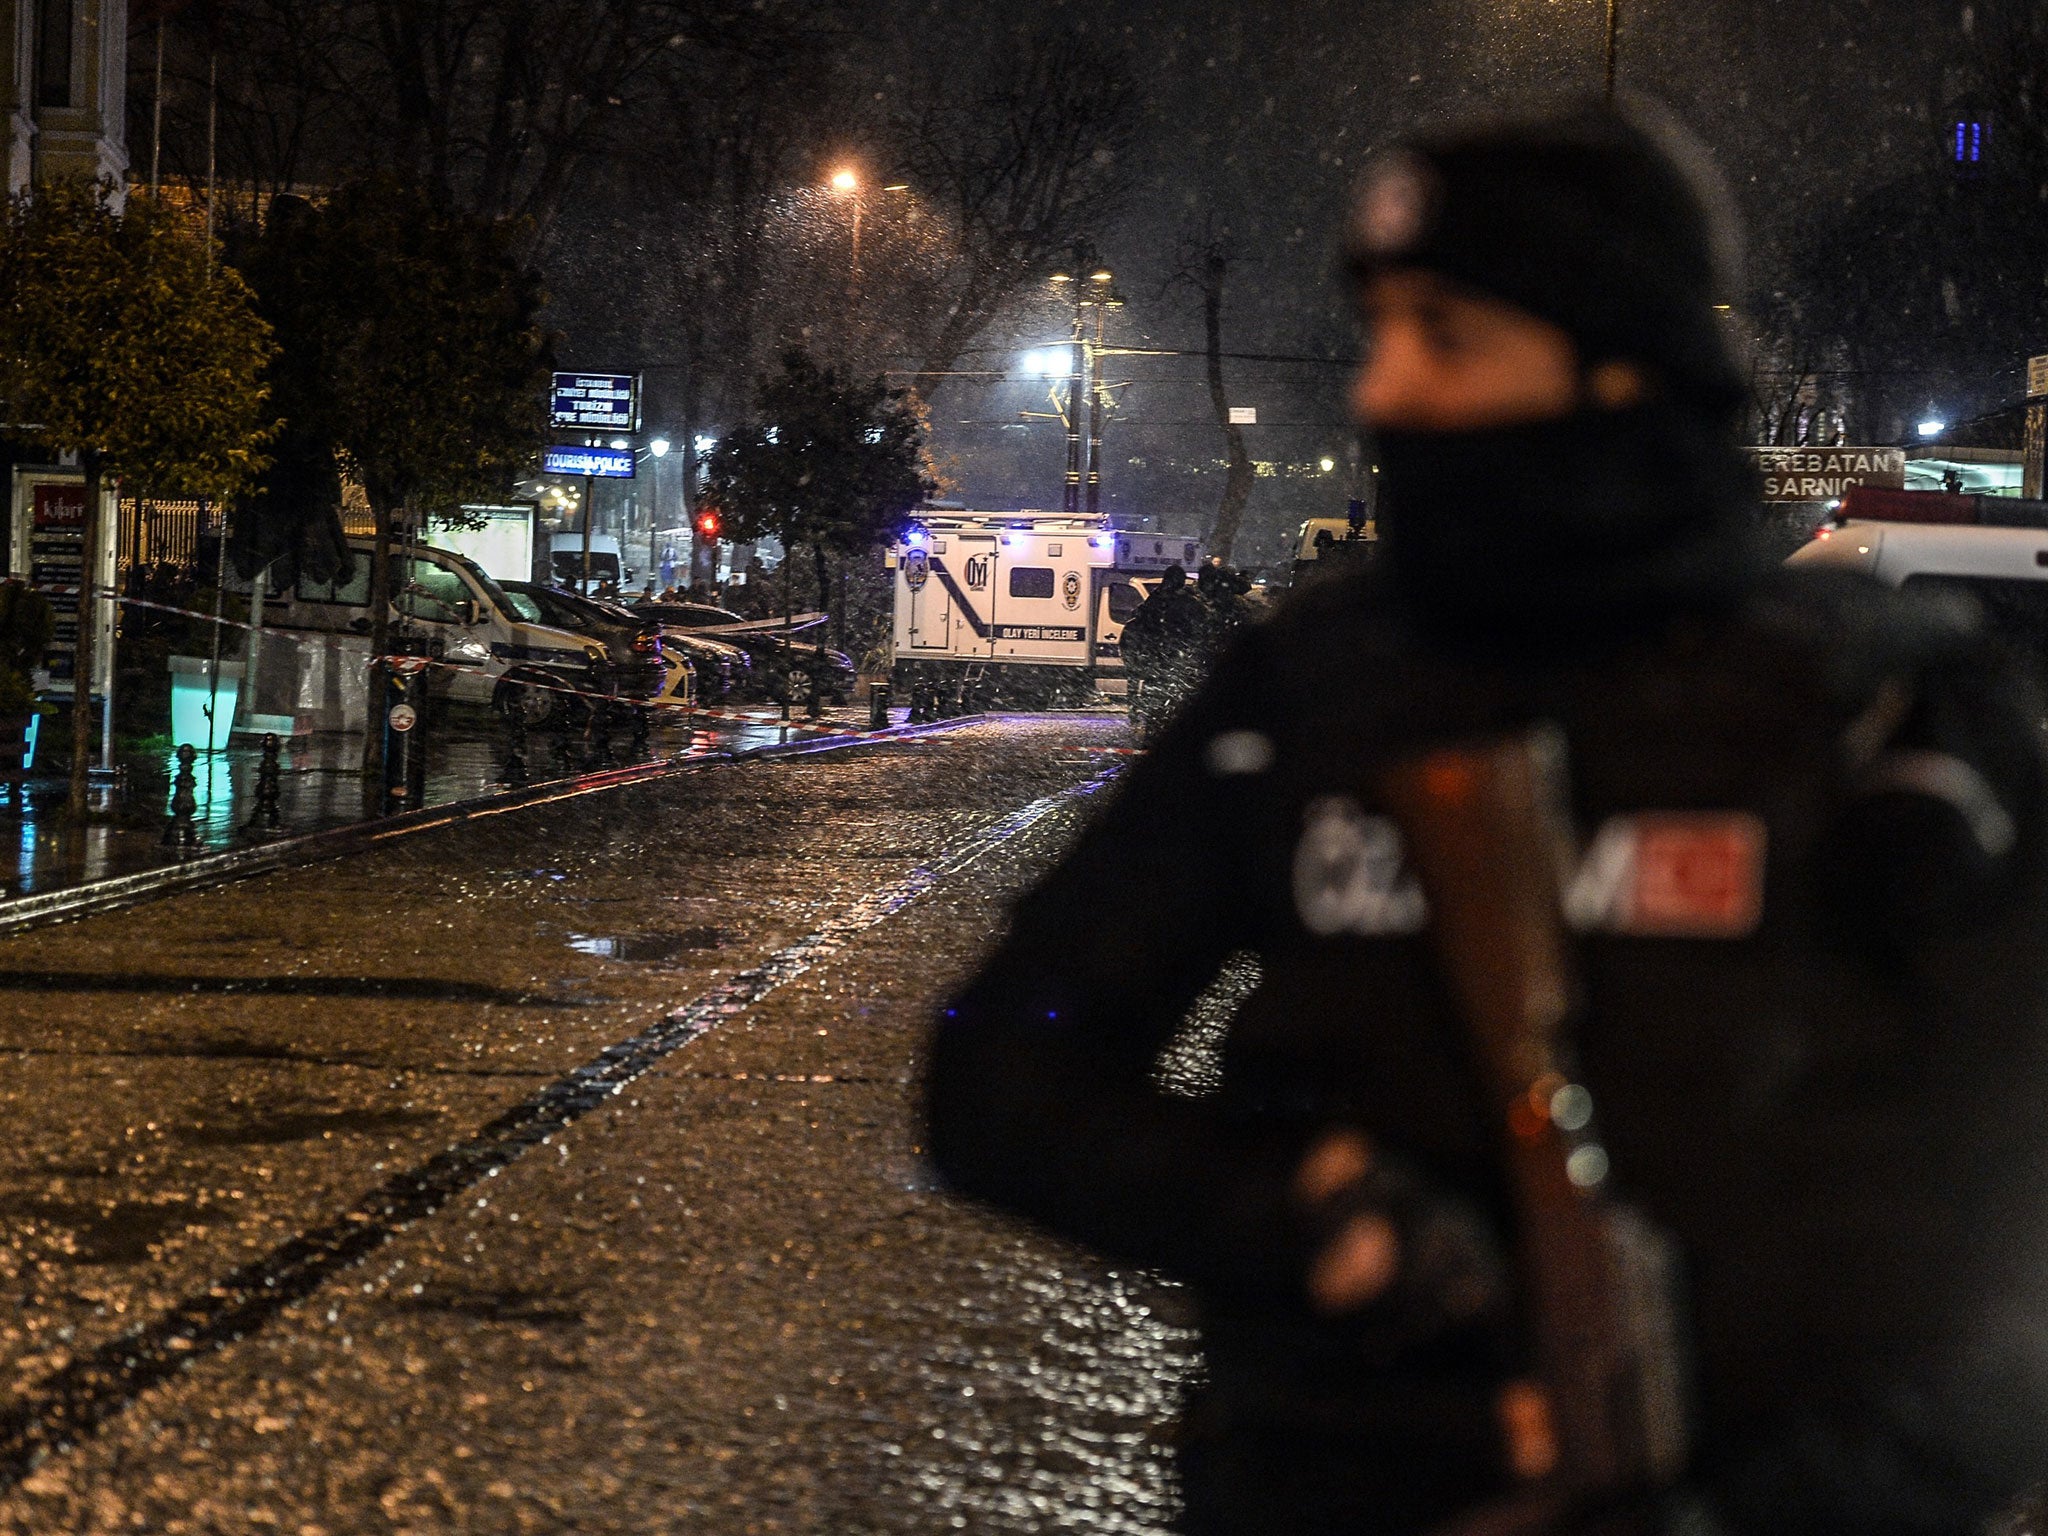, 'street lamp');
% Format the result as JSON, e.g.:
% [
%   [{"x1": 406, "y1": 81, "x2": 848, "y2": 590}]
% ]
[
  {"x1": 1042, "y1": 250, "x2": 1122, "y2": 517},
  {"x1": 828, "y1": 167, "x2": 864, "y2": 297},
  {"x1": 650, "y1": 437, "x2": 670, "y2": 457}
]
